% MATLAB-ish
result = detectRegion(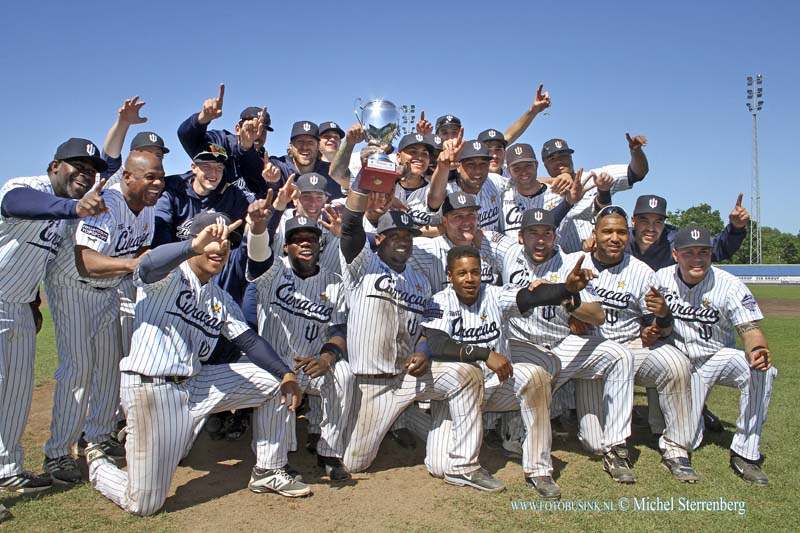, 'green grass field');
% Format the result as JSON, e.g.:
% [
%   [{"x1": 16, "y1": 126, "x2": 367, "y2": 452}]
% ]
[
  {"x1": 2, "y1": 290, "x2": 798, "y2": 531},
  {"x1": 748, "y1": 284, "x2": 800, "y2": 300}
]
